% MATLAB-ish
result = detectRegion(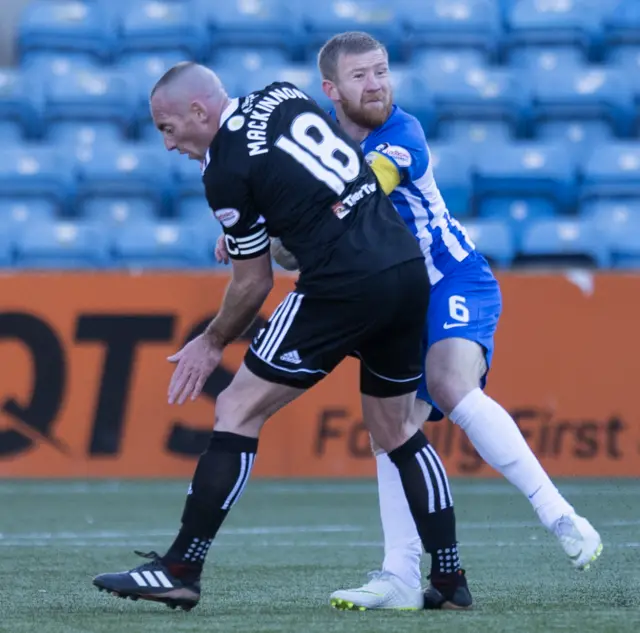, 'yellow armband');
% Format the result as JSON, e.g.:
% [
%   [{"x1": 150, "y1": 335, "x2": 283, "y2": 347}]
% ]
[{"x1": 365, "y1": 151, "x2": 402, "y2": 195}]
